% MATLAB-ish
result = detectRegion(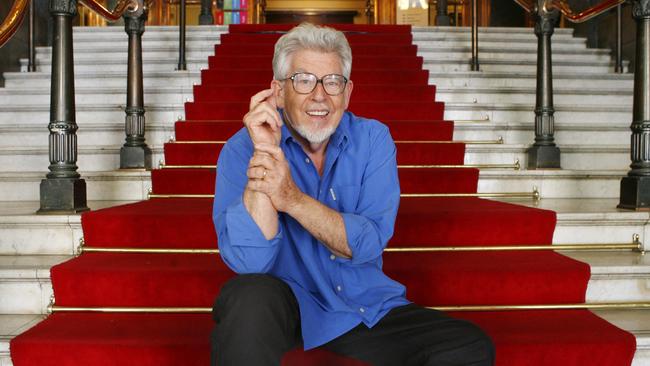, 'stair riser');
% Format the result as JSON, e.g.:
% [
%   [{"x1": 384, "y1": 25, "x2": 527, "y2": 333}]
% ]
[
  {"x1": 586, "y1": 277, "x2": 650, "y2": 302},
  {"x1": 431, "y1": 77, "x2": 634, "y2": 89},
  {"x1": 0, "y1": 150, "x2": 165, "y2": 172},
  {"x1": 445, "y1": 109, "x2": 631, "y2": 125},
  {"x1": 0, "y1": 109, "x2": 184, "y2": 126},
  {"x1": 0, "y1": 128, "x2": 173, "y2": 148},
  {"x1": 426, "y1": 63, "x2": 617, "y2": 74},
  {"x1": 0, "y1": 92, "x2": 193, "y2": 106},
  {"x1": 438, "y1": 92, "x2": 632, "y2": 105},
  {"x1": 454, "y1": 128, "x2": 631, "y2": 145},
  {"x1": 3, "y1": 74, "x2": 200, "y2": 88},
  {"x1": 0, "y1": 280, "x2": 51, "y2": 315},
  {"x1": 465, "y1": 151, "x2": 629, "y2": 170},
  {"x1": 553, "y1": 217, "x2": 648, "y2": 245},
  {"x1": 31, "y1": 62, "x2": 207, "y2": 73},
  {"x1": 478, "y1": 176, "x2": 622, "y2": 199},
  {"x1": 0, "y1": 222, "x2": 80, "y2": 255}
]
